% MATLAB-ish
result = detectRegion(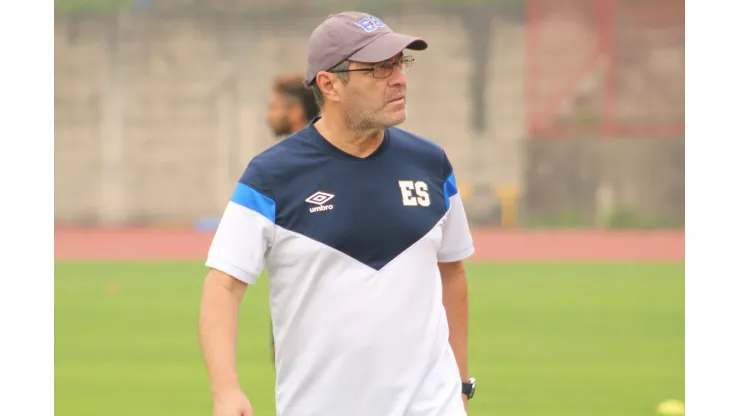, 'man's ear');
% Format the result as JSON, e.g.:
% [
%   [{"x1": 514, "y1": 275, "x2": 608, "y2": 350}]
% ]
[{"x1": 316, "y1": 72, "x2": 342, "y2": 103}]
